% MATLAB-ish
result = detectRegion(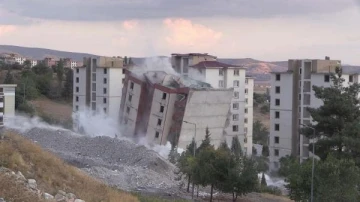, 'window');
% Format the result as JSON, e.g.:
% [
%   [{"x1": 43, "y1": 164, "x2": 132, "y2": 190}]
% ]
[
  {"x1": 92, "y1": 93, "x2": 96, "y2": 101},
  {"x1": 245, "y1": 89, "x2": 248, "y2": 94},
  {"x1": 275, "y1": 136, "x2": 279, "y2": 144},
  {"x1": 76, "y1": 77, "x2": 79, "y2": 83},
  {"x1": 160, "y1": 105, "x2": 165, "y2": 113},
  {"x1": 103, "y1": 108, "x2": 107, "y2": 113},
  {"x1": 111, "y1": 61, "x2": 114, "y2": 67},
  {"x1": 92, "y1": 83, "x2": 96, "y2": 91},
  {"x1": 244, "y1": 137, "x2": 247, "y2": 143},
  {"x1": 275, "y1": 86, "x2": 280, "y2": 94},
  {"x1": 104, "y1": 68, "x2": 107, "y2": 74},
  {"x1": 244, "y1": 118, "x2": 248, "y2": 123},
  {"x1": 299, "y1": 68, "x2": 302, "y2": 74},
  {"x1": 276, "y1": 74, "x2": 281, "y2": 81},
  {"x1": 233, "y1": 103, "x2": 239, "y2": 110},
  {"x1": 234, "y1": 92, "x2": 239, "y2": 98},
  {"x1": 232, "y1": 125, "x2": 239, "y2": 132},
  {"x1": 157, "y1": 119, "x2": 162, "y2": 126},
  {"x1": 219, "y1": 80, "x2": 224, "y2": 88},
  {"x1": 233, "y1": 80, "x2": 239, "y2": 87},
  {"x1": 324, "y1": 75, "x2": 330, "y2": 82},
  {"x1": 92, "y1": 102, "x2": 96, "y2": 110},
  {"x1": 103, "y1": 98, "x2": 107, "y2": 104},
  {"x1": 233, "y1": 114, "x2": 239, "y2": 121},
  {"x1": 350, "y1": 75, "x2": 354, "y2": 83},
  {"x1": 275, "y1": 99, "x2": 280, "y2": 106},
  {"x1": 75, "y1": 105, "x2": 79, "y2": 111},
  {"x1": 103, "y1": 88, "x2": 107, "y2": 94},
  {"x1": 126, "y1": 107, "x2": 130, "y2": 114},
  {"x1": 162, "y1": 93, "x2": 167, "y2": 100},
  {"x1": 130, "y1": 82, "x2": 134, "y2": 90},
  {"x1": 76, "y1": 87, "x2": 79, "y2": 92},
  {"x1": 124, "y1": 118, "x2": 128, "y2": 124},
  {"x1": 122, "y1": 69, "x2": 126, "y2": 74},
  {"x1": 128, "y1": 95, "x2": 132, "y2": 102},
  {"x1": 155, "y1": 132, "x2": 160, "y2": 138},
  {"x1": 244, "y1": 127, "x2": 248, "y2": 133},
  {"x1": 92, "y1": 73, "x2": 96, "y2": 81},
  {"x1": 103, "y1": 78, "x2": 107, "y2": 84},
  {"x1": 245, "y1": 108, "x2": 248, "y2": 114},
  {"x1": 76, "y1": 68, "x2": 79, "y2": 73},
  {"x1": 219, "y1": 69, "x2": 224, "y2": 76},
  {"x1": 245, "y1": 79, "x2": 248, "y2": 84},
  {"x1": 299, "y1": 94, "x2": 301, "y2": 100},
  {"x1": 245, "y1": 98, "x2": 248, "y2": 104},
  {"x1": 234, "y1": 70, "x2": 239, "y2": 76},
  {"x1": 76, "y1": 96, "x2": 79, "y2": 102},
  {"x1": 275, "y1": 124, "x2": 280, "y2": 131},
  {"x1": 274, "y1": 149, "x2": 279, "y2": 156},
  {"x1": 275, "y1": 111, "x2": 280, "y2": 118}
]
